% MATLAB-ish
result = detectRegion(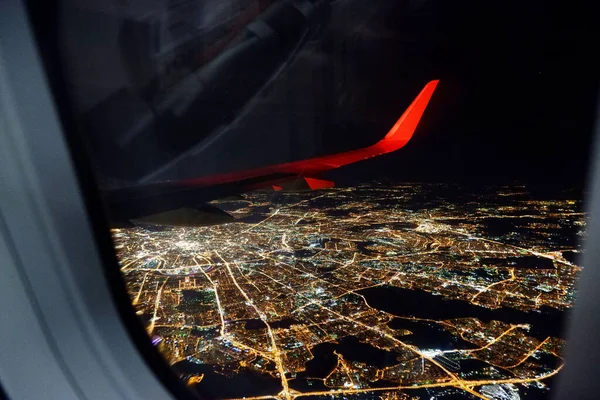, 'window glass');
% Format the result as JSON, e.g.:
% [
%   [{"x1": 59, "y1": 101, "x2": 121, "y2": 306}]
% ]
[{"x1": 55, "y1": 0, "x2": 597, "y2": 399}]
